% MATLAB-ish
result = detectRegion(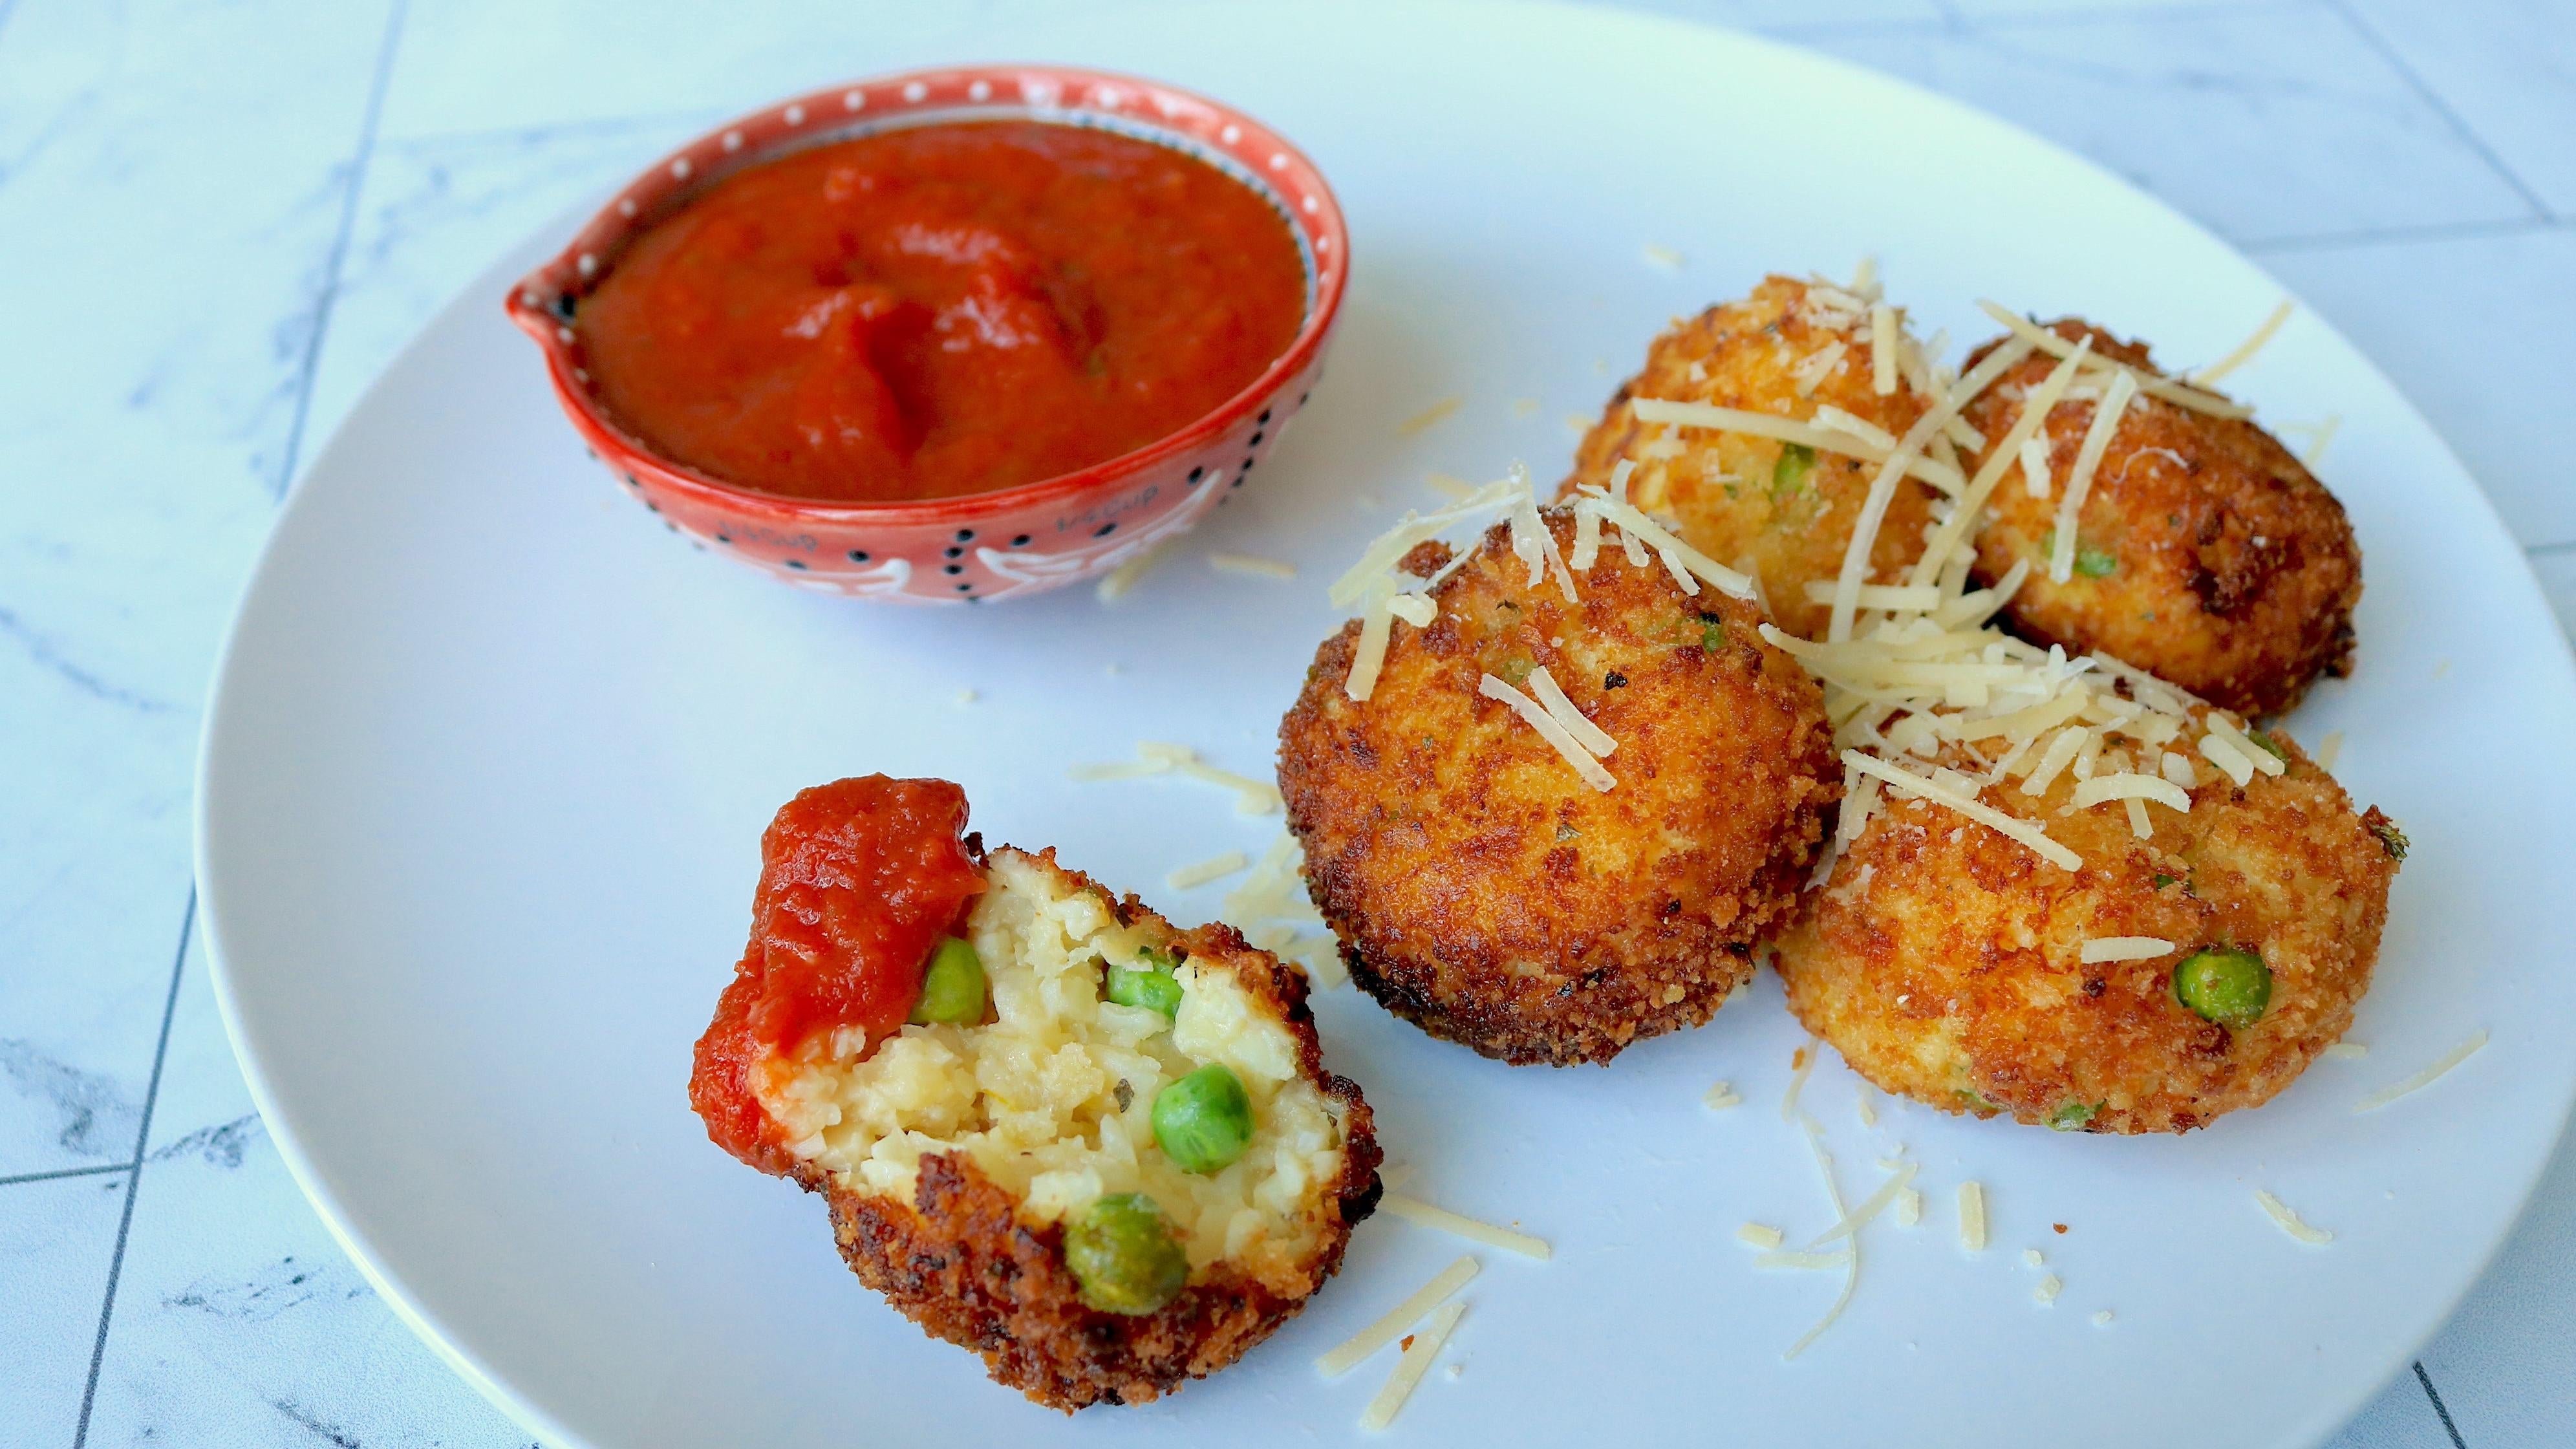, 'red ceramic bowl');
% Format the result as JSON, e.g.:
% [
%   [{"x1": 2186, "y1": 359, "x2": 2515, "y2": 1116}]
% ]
[{"x1": 507, "y1": 65, "x2": 1347, "y2": 604}]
